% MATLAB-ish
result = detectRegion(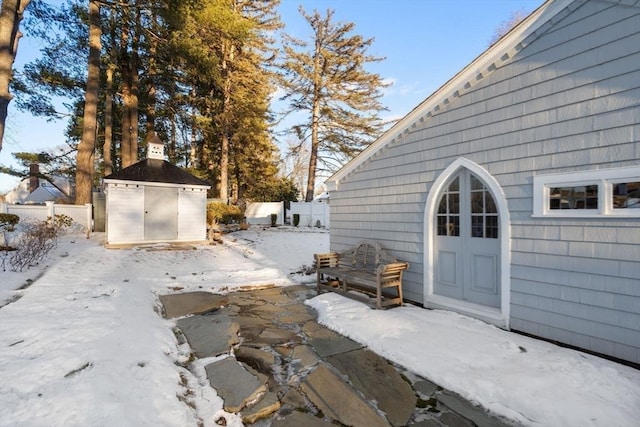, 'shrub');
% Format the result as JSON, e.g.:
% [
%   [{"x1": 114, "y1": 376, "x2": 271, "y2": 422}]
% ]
[
  {"x1": 207, "y1": 202, "x2": 244, "y2": 225},
  {"x1": 8, "y1": 214, "x2": 73, "y2": 272},
  {"x1": 0, "y1": 213, "x2": 20, "y2": 246}
]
